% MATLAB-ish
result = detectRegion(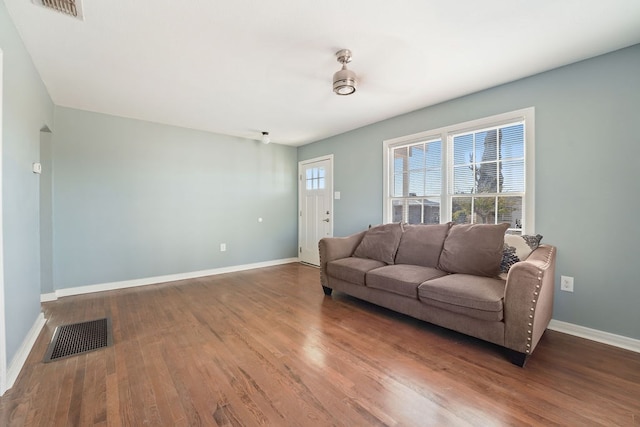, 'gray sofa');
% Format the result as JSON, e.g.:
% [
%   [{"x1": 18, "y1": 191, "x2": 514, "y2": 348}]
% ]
[{"x1": 319, "y1": 222, "x2": 556, "y2": 366}]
